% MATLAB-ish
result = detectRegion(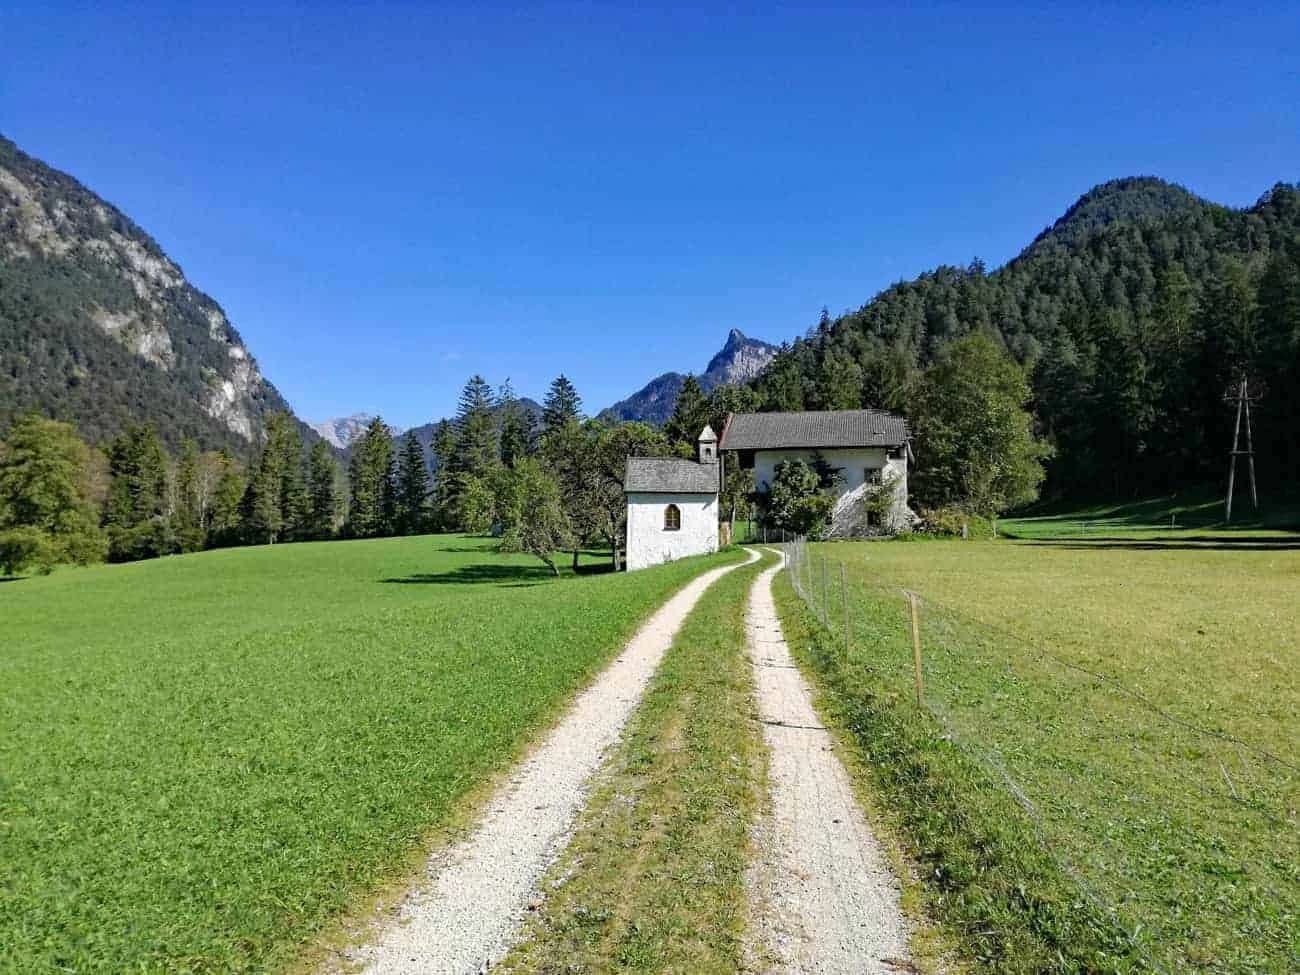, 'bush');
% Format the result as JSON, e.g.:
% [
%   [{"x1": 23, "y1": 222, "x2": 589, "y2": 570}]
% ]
[
  {"x1": 0, "y1": 526, "x2": 56, "y2": 575},
  {"x1": 917, "y1": 506, "x2": 996, "y2": 539}
]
